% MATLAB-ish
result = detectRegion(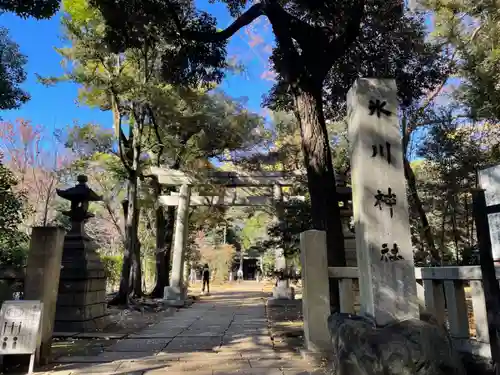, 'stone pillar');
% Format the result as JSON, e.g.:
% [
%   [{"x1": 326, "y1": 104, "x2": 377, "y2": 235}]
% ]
[
  {"x1": 272, "y1": 184, "x2": 287, "y2": 271},
  {"x1": 55, "y1": 228, "x2": 108, "y2": 332},
  {"x1": 24, "y1": 227, "x2": 65, "y2": 365},
  {"x1": 300, "y1": 230, "x2": 331, "y2": 353},
  {"x1": 347, "y1": 78, "x2": 418, "y2": 326},
  {"x1": 53, "y1": 175, "x2": 108, "y2": 333},
  {"x1": 164, "y1": 184, "x2": 191, "y2": 303}
]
